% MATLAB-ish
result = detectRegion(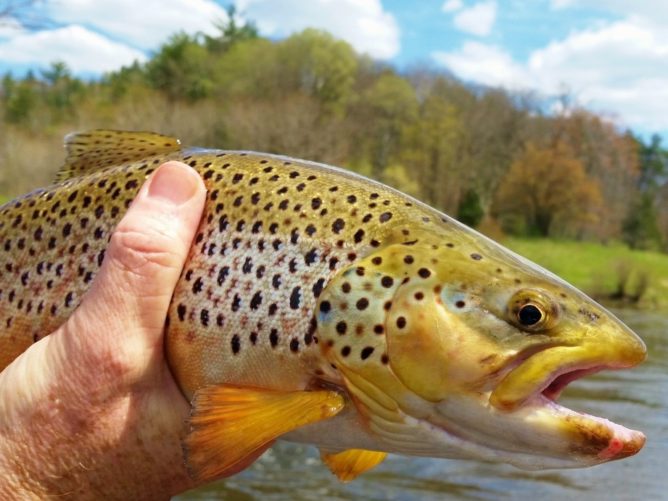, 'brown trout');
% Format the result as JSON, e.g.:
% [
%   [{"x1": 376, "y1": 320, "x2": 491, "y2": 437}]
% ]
[{"x1": 0, "y1": 130, "x2": 646, "y2": 482}]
